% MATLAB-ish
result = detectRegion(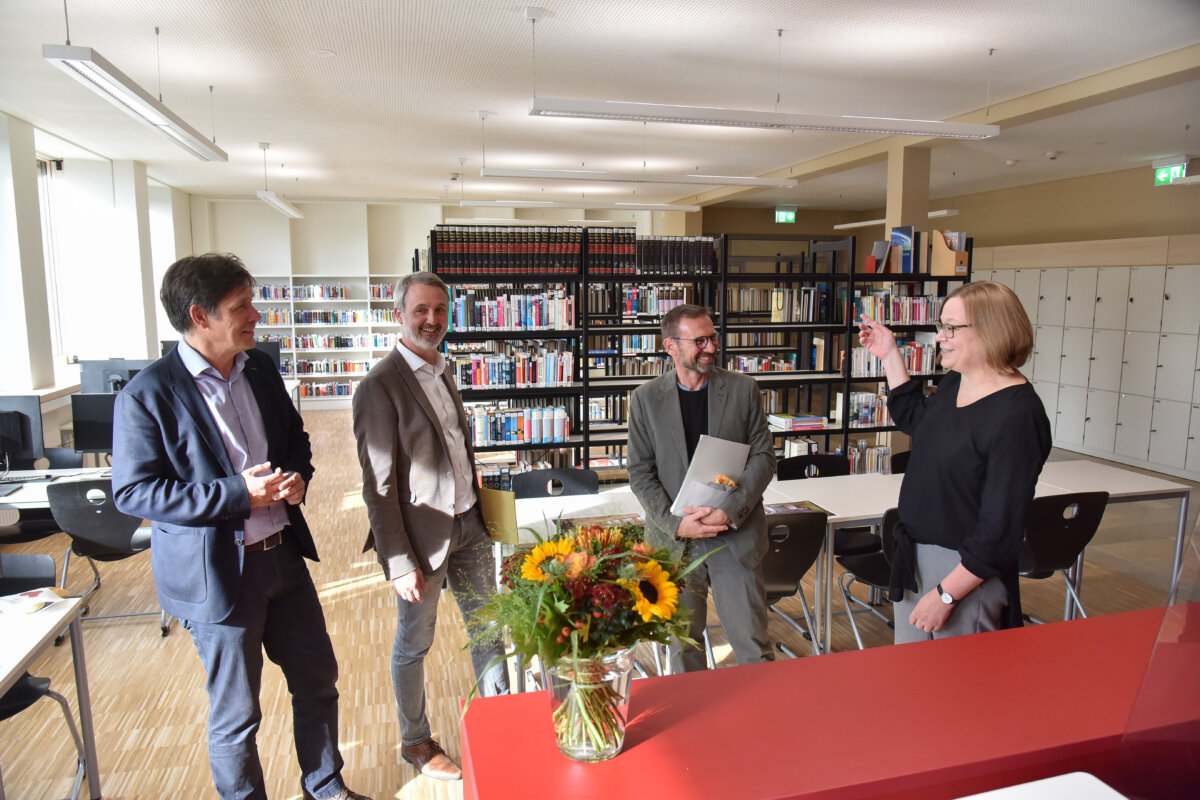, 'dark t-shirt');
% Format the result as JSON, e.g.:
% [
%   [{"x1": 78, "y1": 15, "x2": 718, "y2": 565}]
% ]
[
  {"x1": 677, "y1": 382, "x2": 709, "y2": 461},
  {"x1": 888, "y1": 371, "x2": 1052, "y2": 581}
]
